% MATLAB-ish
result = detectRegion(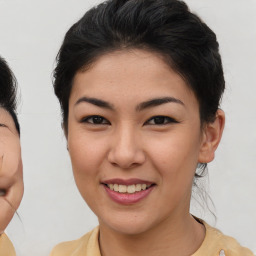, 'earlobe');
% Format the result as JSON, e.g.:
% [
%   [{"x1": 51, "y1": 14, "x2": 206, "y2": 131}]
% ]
[{"x1": 198, "y1": 109, "x2": 225, "y2": 164}]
